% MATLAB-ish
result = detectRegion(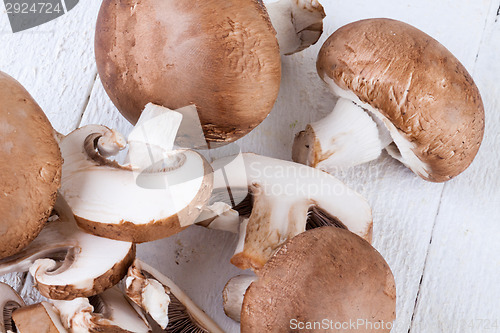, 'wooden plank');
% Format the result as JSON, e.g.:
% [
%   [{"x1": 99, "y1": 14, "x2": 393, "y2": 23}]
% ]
[
  {"x1": 79, "y1": 1, "x2": 493, "y2": 331},
  {"x1": 0, "y1": 0, "x2": 102, "y2": 133},
  {"x1": 410, "y1": 1, "x2": 500, "y2": 331}
]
